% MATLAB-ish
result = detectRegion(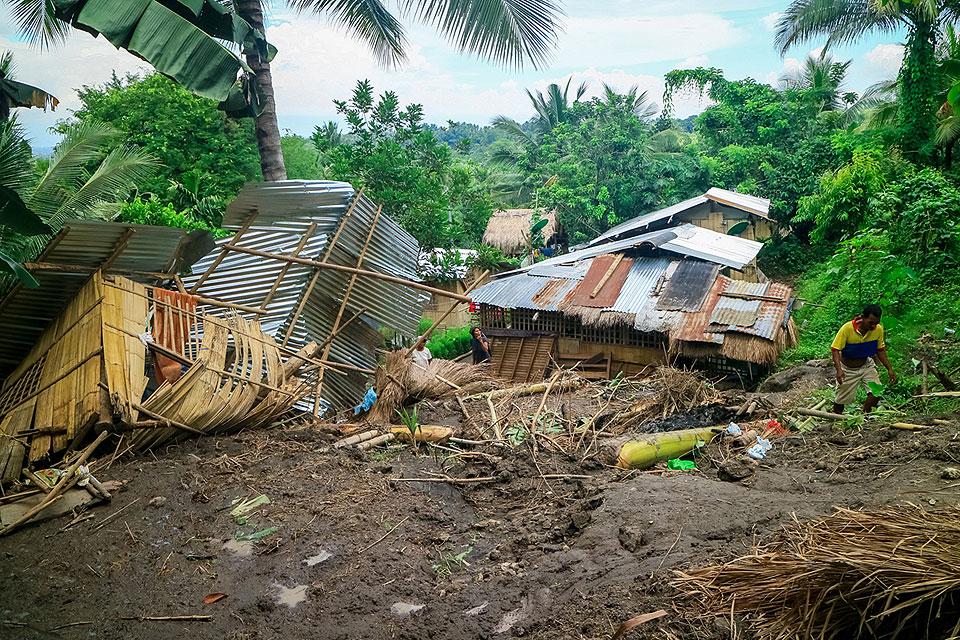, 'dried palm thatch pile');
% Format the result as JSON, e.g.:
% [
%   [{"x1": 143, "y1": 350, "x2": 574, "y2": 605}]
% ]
[
  {"x1": 674, "y1": 505, "x2": 960, "y2": 640},
  {"x1": 607, "y1": 366, "x2": 718, "y2": 432},
  {"x1": 368, "y1": 349, "x2": 499, "y2": 423}
]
